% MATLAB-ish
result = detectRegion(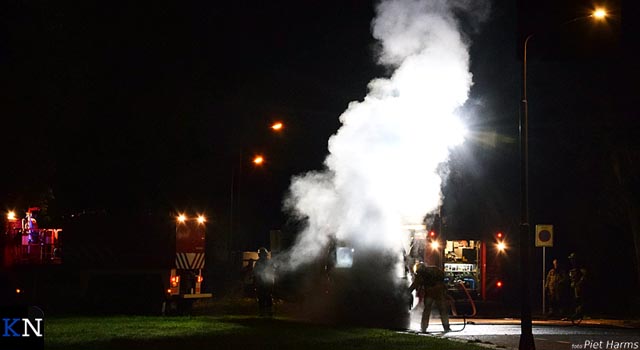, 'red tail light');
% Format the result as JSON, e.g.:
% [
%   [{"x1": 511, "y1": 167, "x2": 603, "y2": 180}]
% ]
[{"x1": 496, "y1": 281, "x2": 503, "y2": 288}]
